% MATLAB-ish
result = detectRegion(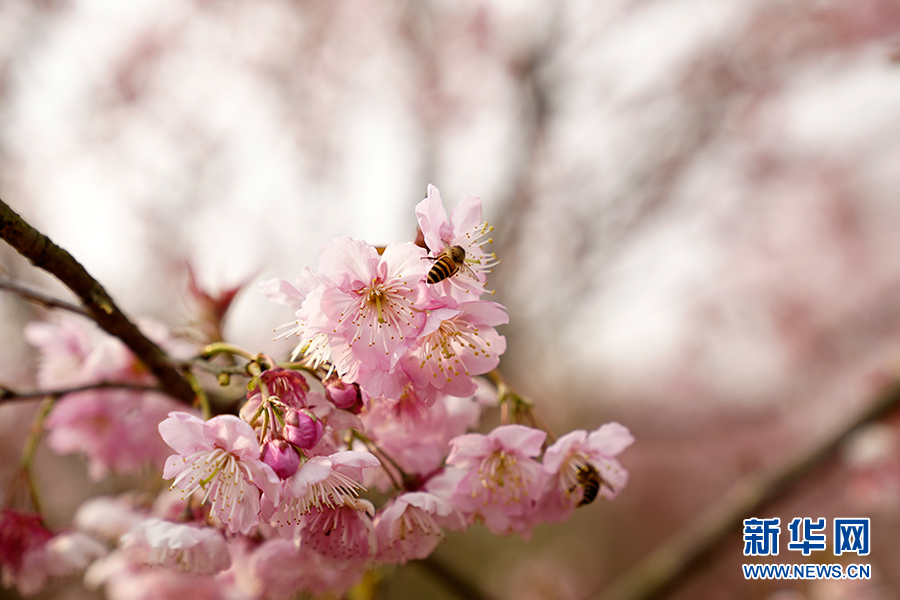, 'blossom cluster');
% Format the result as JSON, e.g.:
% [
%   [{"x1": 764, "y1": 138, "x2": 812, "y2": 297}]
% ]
[{"x1": 1, "y1": 185, "x2": 633, "y2": 599}]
